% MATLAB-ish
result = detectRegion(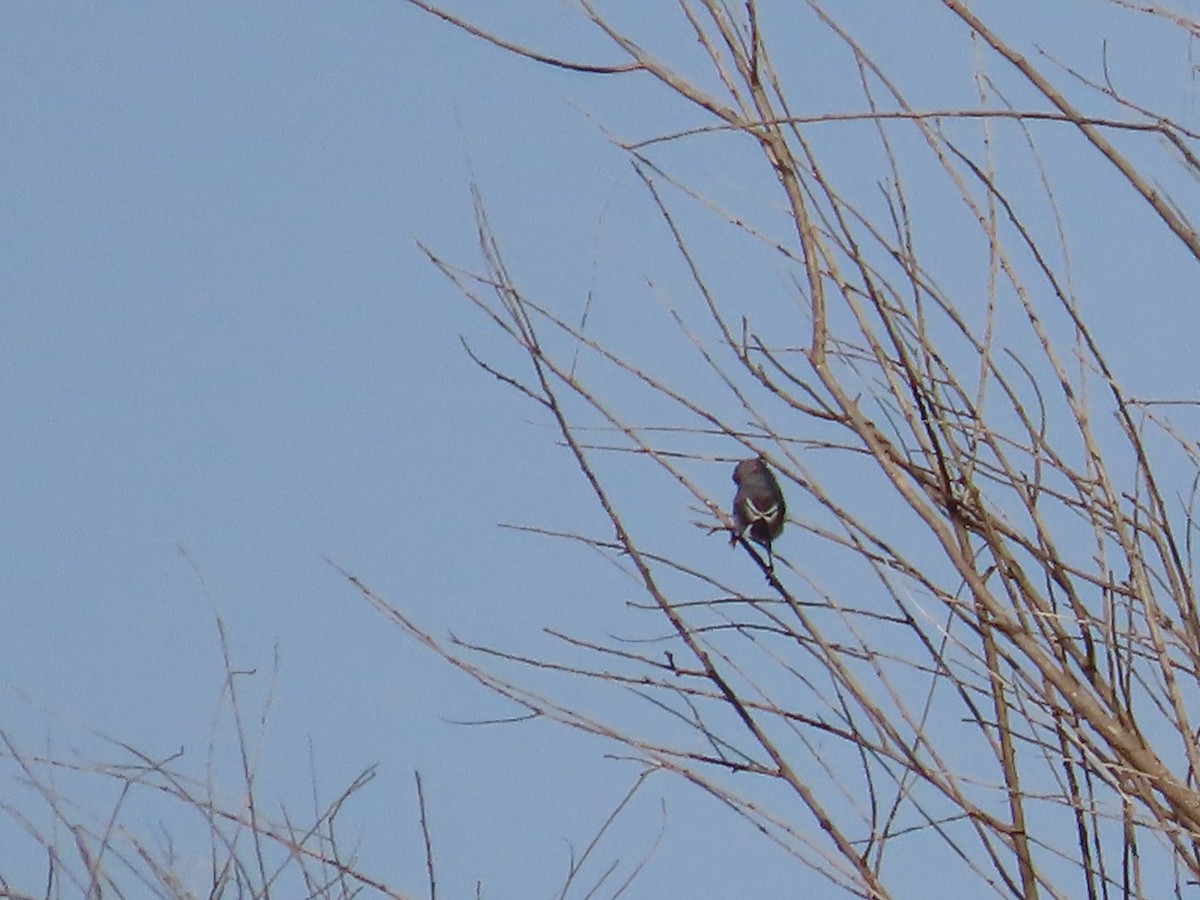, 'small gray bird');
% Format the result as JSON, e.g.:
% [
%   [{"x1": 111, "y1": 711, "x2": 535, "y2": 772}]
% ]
[{"x1": 731, "y1": 457, "x2": 786, "y2": 569}]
